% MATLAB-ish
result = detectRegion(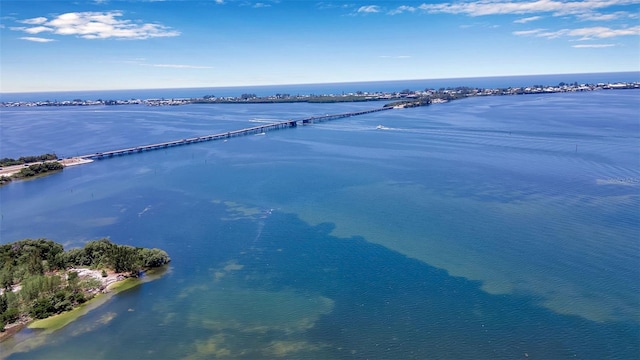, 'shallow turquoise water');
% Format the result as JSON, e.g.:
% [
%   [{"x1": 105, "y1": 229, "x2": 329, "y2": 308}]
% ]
[{"x1": 1, "y1": 90, "x2": 638, "y2": 358}]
